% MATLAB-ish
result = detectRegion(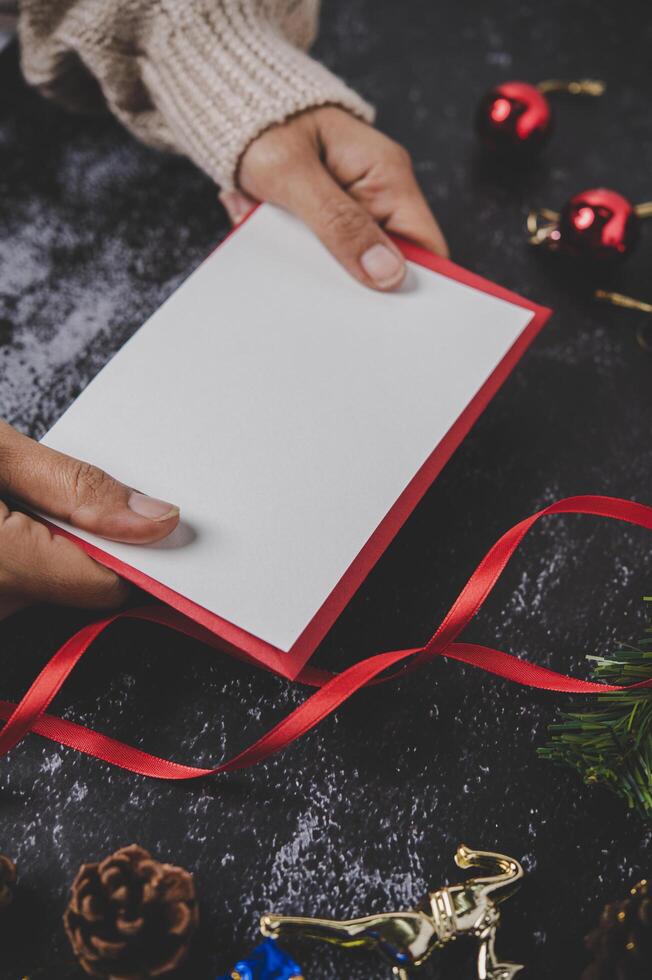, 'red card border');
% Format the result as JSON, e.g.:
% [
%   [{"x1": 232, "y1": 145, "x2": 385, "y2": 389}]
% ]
[{"x1": 45, "y1": 208, "x2": 552, "y2": 682}]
